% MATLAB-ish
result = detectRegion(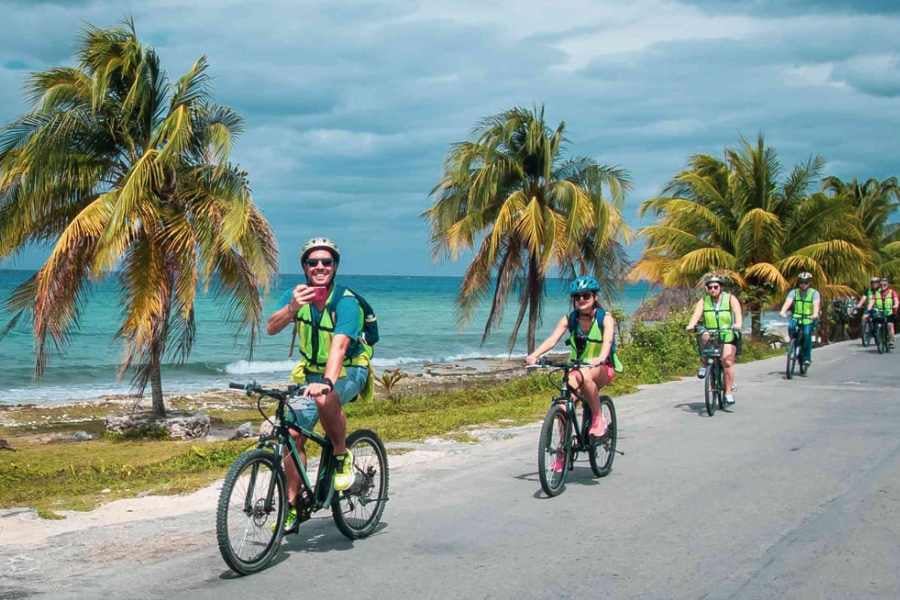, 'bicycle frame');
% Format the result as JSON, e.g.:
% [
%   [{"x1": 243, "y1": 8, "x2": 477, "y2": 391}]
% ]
[
  {"x1": 243, "y1": 385, "x2": 338, "y2": 516},
  {"x1": 548, "y1": 363, "x2": 593, "y2": 461}
]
